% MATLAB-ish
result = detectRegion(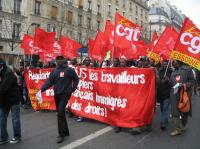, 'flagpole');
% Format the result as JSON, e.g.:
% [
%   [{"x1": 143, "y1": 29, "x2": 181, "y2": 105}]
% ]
[{"x1": 163, "y1": 59, "x2": 171, "y2": 78}]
